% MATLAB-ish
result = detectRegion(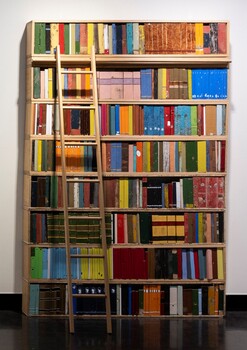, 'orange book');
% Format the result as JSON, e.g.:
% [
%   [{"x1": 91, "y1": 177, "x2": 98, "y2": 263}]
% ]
[
  {"x1": 119, "y1": 105, "x2": 129, "y2": 134},
  {"x1": 136, "y1": 142, "x2": 143, "y2": 172}
]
